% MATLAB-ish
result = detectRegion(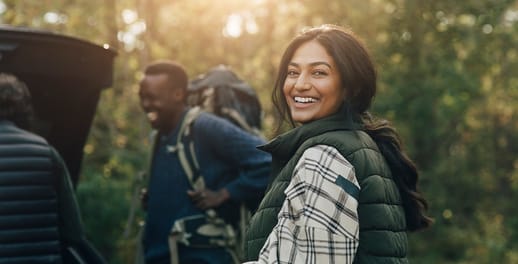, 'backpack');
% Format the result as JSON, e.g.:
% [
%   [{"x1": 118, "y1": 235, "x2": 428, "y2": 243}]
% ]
[
  {"x1": 168, "y1": 65, "x2": 264, "y2": 263},
  {"x1": 178, "y1": 64, "x2": 265, "y2": 197},
  {"x1": 187, "y1": 65, "x2": 263, "y2": 137}
]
